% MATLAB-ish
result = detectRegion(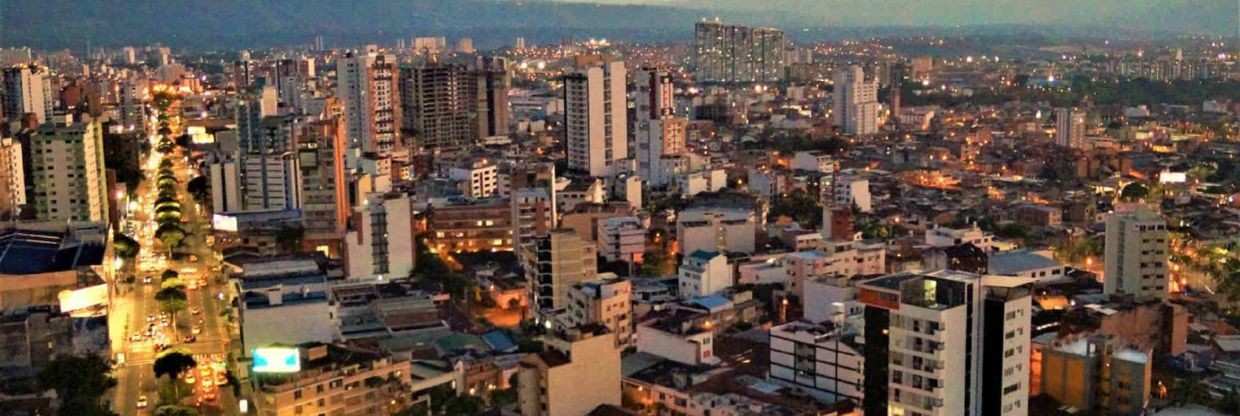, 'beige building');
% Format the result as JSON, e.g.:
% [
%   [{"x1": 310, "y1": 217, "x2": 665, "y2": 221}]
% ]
[
  {"x1": 522, "y1": 229, "x2": 598, "y2": 313},
  {"x1": 253, "y1": 343, "x2": 412, "y2": 416},
  {"x1": 28, "y1": 115, "x2": 109, "y2": 224},
  {"x1": 564, "y1": 56, "x2": 627, "y2": 177},
  {"x1": 518, "y1": 325, "x2": 621, "y2": 416},
  {"x1": 0, "y1": 137, "x2": 25, "y2": 218},
  {"x1": 1103, "y1": 206, "x2": 1168, "y2": 300},
  {"x1": 563, "y1": 277, "x2": 633, "y2": 347}
]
